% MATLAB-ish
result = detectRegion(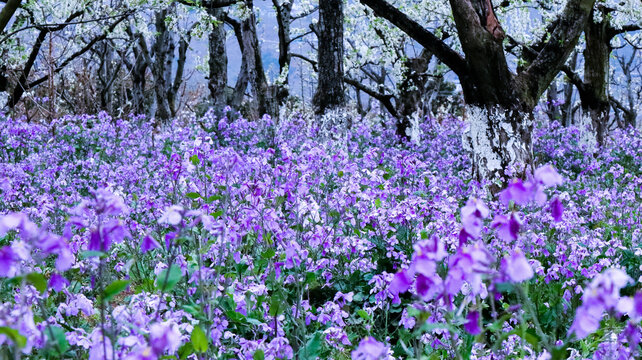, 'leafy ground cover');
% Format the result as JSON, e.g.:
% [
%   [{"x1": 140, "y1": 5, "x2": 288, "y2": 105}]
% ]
[{"x1": 1, "y1": 111, "x2": 642, "y2": 359}]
